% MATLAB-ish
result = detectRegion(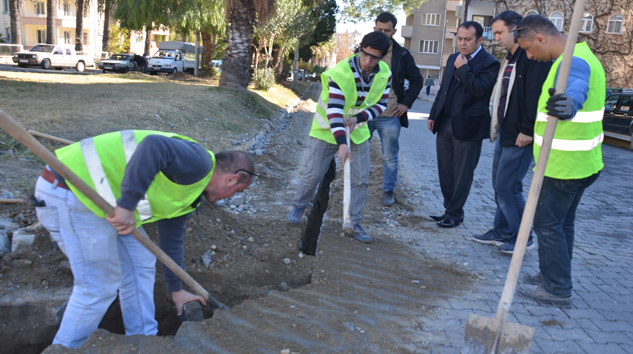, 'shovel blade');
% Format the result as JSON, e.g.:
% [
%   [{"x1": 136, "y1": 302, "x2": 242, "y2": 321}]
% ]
[{"x1": 462, "y1": 313, "x2": 534, "y2": 354}]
